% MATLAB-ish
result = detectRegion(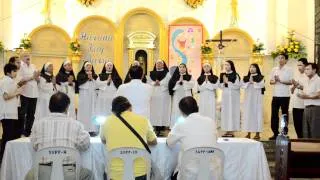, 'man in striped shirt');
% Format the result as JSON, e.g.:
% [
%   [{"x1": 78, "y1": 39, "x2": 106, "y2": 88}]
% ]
[{"x1": 26, "y1": 92, "x2": 93, "y2": 180}]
